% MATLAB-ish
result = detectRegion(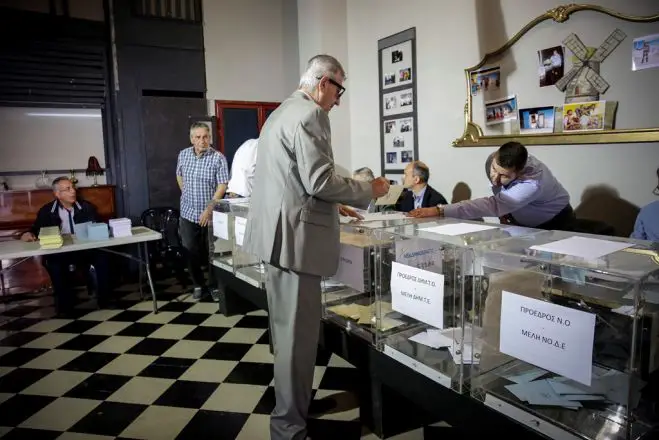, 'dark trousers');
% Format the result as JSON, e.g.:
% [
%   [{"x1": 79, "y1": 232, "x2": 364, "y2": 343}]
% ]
[
  {"x1": 43, "y1": 250, "x2": 111, "y2": 313},
  {"x1": 180, "y1": 217, "x2": 215, "y2": 289}
]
